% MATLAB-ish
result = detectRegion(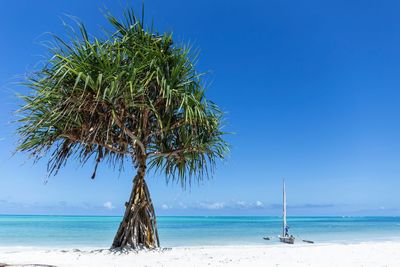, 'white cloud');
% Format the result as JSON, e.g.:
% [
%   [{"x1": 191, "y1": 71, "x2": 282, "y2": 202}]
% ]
[
  {"x1": 160, "y1": 200, "x2": 267, "y2": 211},
  {"x1": 195, "y1": 200, "x2": 267, "y2": 210},
  {"x1": 199, "y1": 202, "x2": 225, "y2": 210},
  {"x1": 178, "y1": 202, "x2": 188, "y2": 209},
  {"x1": 236, "y1": 201, "x2": 247, "y2": 207},
  {"x1": 256, "y1": 200, "x2": 264, "y2": 207},
  {"x1": 103, "y1": 201, "x2": 115, "y2": 210}
]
